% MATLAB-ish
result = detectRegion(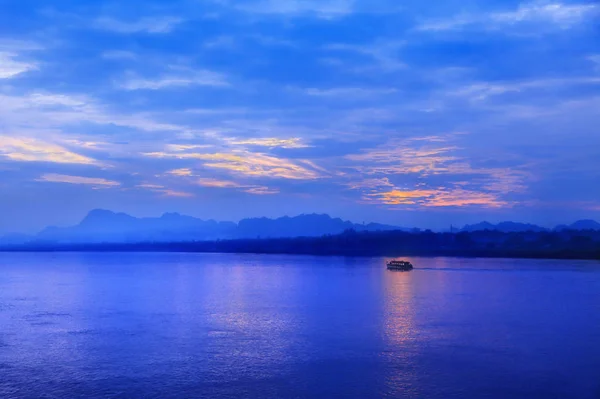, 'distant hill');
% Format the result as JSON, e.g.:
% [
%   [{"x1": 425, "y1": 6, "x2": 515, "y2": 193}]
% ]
[
  {"x1": 36, "y1": 209, "x2": 237, "y2": 244},
  {"x1": 26, "y1": 209, "x2": 408, "y2": 244},
  {"x1": 2, "y1": 210, "x2": 599, "y2": 246},
  {"x1": 555, "y1": 220, "x2": 600, "y2": 231},
  {"x1": 236, "y1": 214, "x2": 404, "y2": 239},
  {"x1": 461, "y1": 221, "x2": 547, "y2": 233}
]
